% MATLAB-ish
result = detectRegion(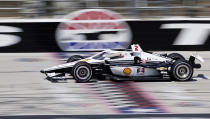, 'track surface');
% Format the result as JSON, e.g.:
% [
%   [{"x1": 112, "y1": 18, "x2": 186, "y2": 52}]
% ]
[{"x1": 0, "y1": 51, "x2": 210, "y2": 116}]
